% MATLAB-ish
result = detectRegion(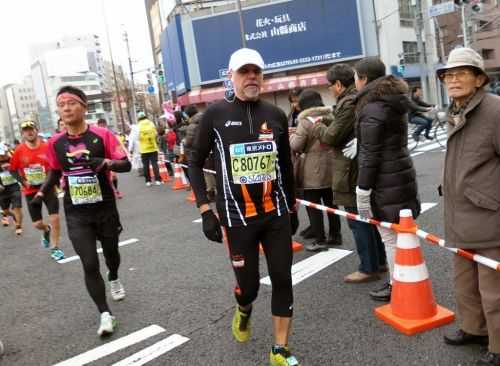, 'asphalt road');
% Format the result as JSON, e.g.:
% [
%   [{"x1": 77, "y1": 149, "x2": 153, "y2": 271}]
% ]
[{"x1": 0, "y1": 138, "x2": 484, "y2": 366}]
